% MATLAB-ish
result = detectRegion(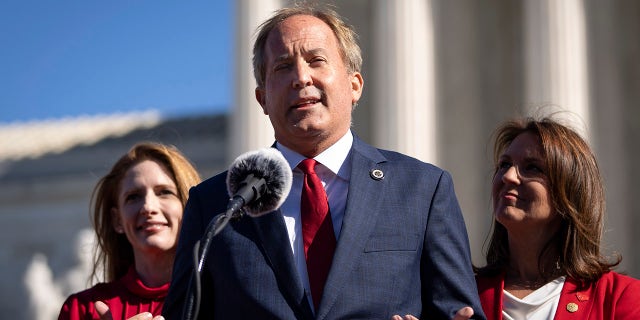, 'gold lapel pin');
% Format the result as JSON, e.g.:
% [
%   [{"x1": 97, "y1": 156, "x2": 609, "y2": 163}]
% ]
[{"x1": 566, "y1": 302, "x2": 579, "y2": 313}]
